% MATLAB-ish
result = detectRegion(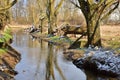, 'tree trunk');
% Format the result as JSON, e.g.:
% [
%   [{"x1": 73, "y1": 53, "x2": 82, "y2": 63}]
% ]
[
  {"x1": 76, "y1": 0, "x2": 119, "y2": 47},
  {"x1": 86, "y1": 19, "x2": 101, "y2": 47},
  {"x1": 0, "y1": 0, "x2": 18, "y2": 31},
  {"x1": 48, "y1": 20, "x2": 54, "y2": 35},
  {"x1": 46, "y1": 0, "x2": 54, "y2": 35},
  {"x1": 40, "y1": 19, "x2": 43, "y2": 33},
  {"x1": 77, "y1": 0, "x2": 101, "y2": 47},
  {"x1": 46, "y1": 0, "x2": 64, "y2": 35}
]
